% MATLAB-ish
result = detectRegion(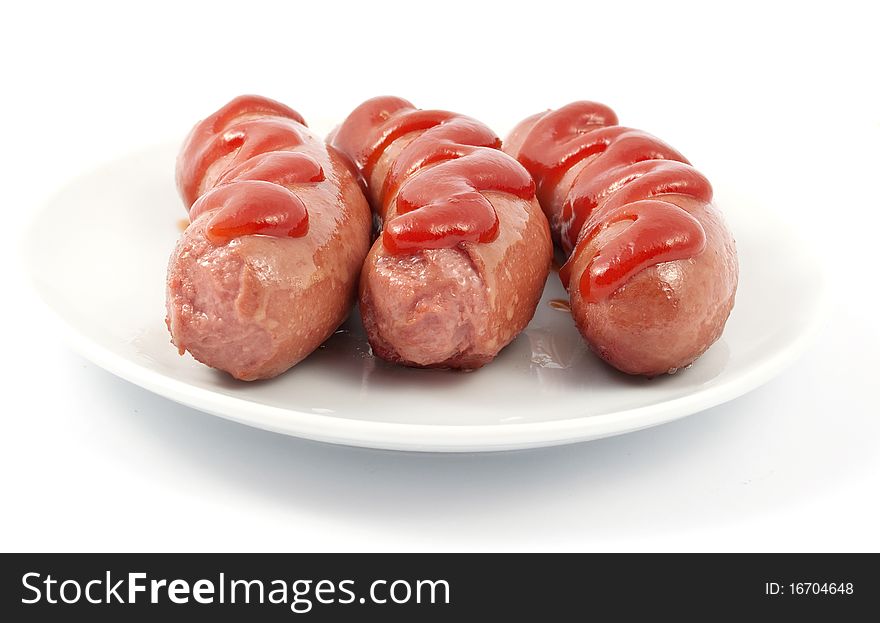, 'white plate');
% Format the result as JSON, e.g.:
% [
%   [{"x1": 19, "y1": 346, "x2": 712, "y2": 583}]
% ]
[{"x1": 23, "y1": 142, "x2": 825, "y2": 452}]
